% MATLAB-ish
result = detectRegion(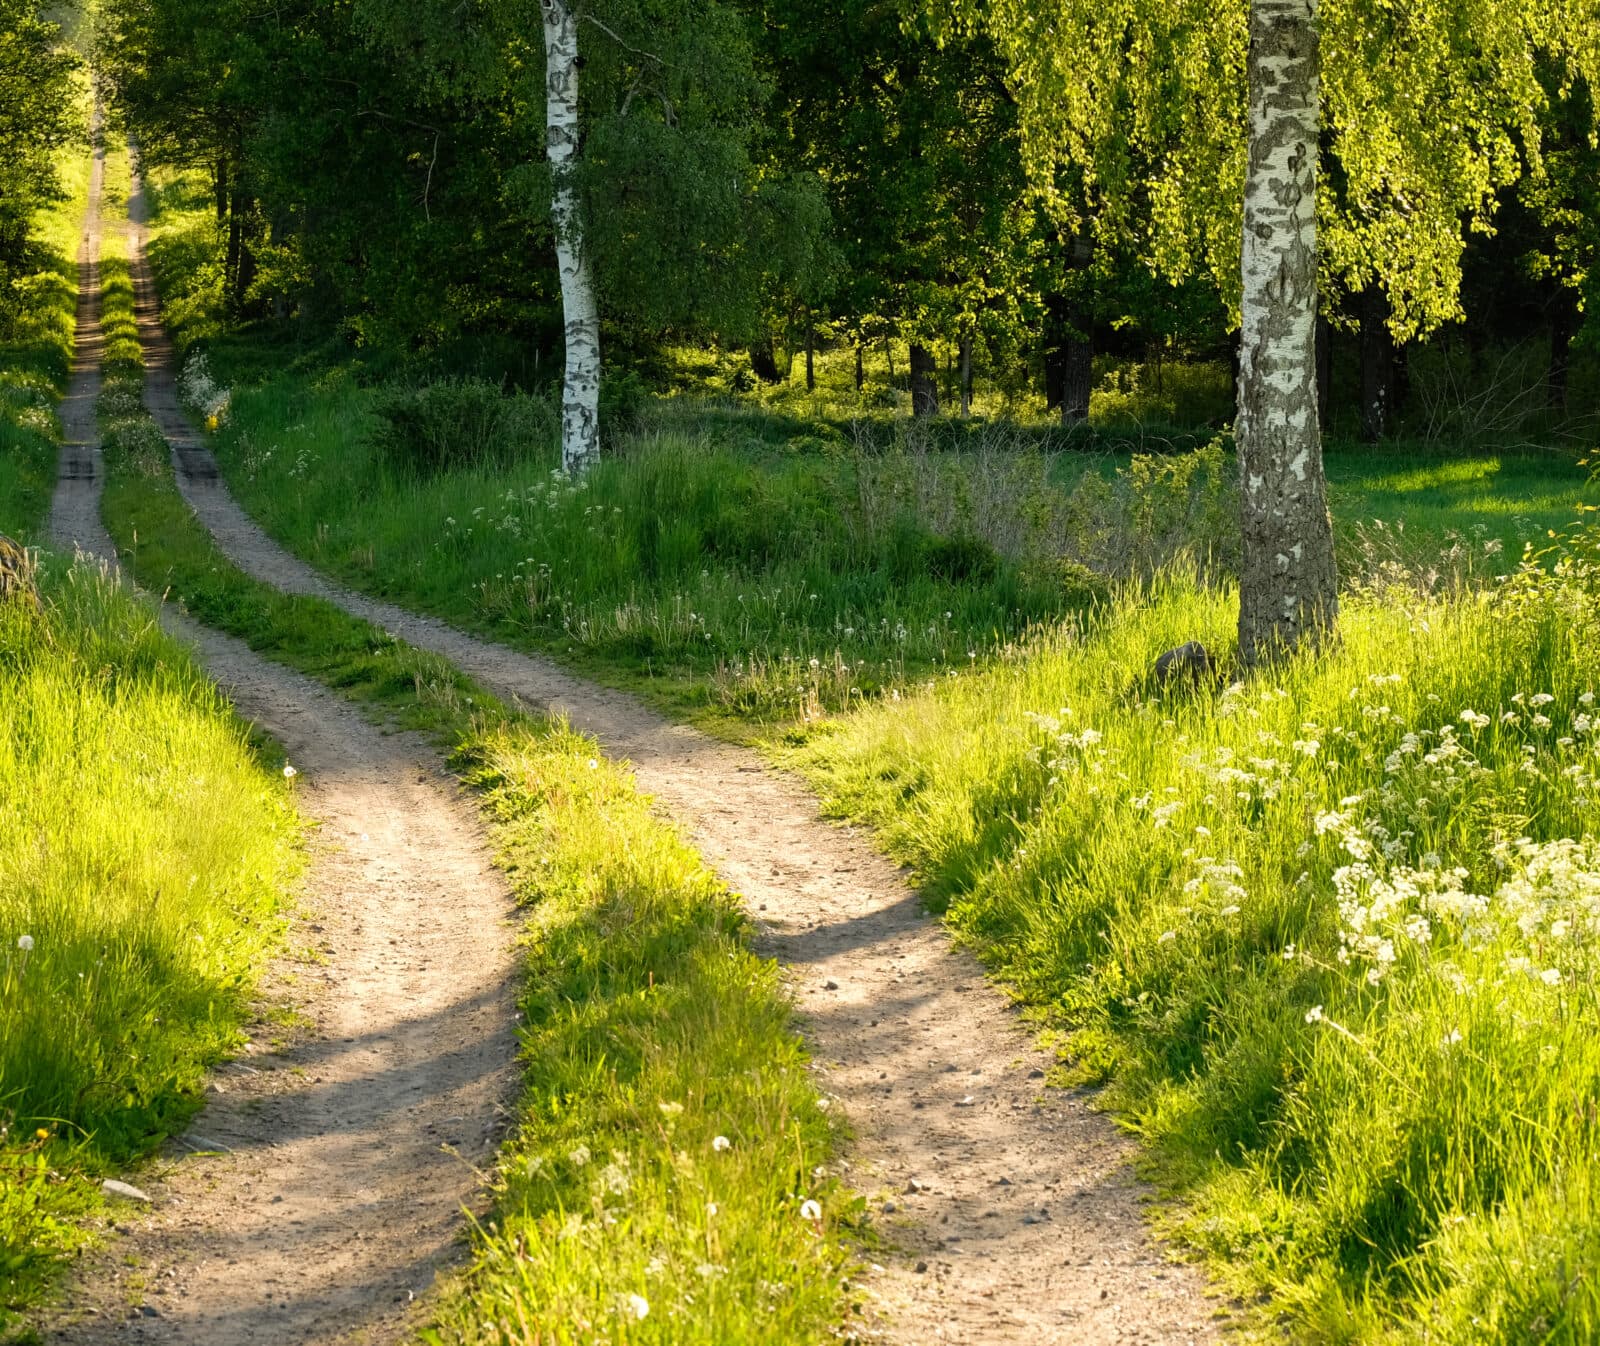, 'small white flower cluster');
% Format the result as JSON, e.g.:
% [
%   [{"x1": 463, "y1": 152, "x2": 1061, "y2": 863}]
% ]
[
  {"x1": 1329, "y1": 833, "x2": 1600, "y2": 988},
  {"x1": 178, "y1": 350, "x2": 231, "y2": 427}
]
